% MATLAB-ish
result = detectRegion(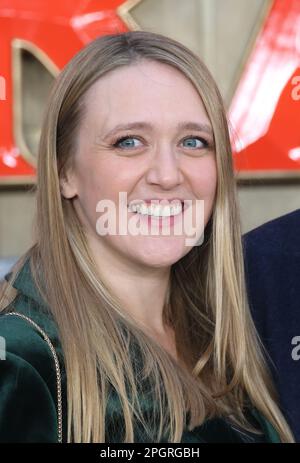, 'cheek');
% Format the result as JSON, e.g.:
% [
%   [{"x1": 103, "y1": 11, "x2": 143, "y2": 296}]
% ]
[
  {"x1": 74, "y1": 158, "x2": 134, "y2": 226},
  {"x1": 76, "y1": 158, "x2": 116, "y2": 202},
  {"x1": 188, "y1": 158, "x2": 217, "y2": 225},
  {"x1": 190, "y1": 157, "x2": 217, "y2": 199}
]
